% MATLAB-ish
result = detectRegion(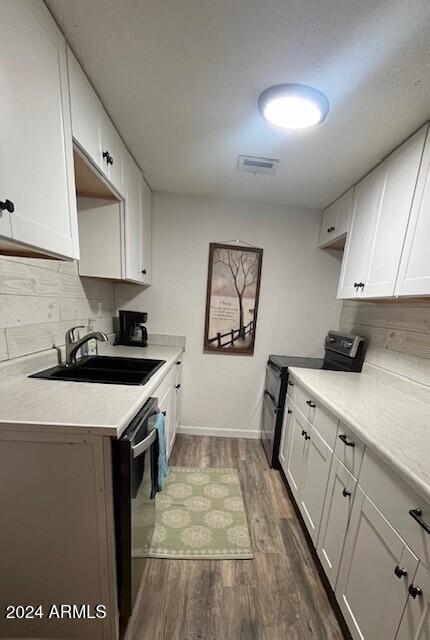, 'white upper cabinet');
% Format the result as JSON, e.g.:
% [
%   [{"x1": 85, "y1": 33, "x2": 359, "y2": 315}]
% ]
[
  {"x1": 337, "y1": 168, "x2": 383, "y2": 299},
  {"x1": 396, "y1": 129, "x2": 430, "y2": 297},
  {"x1": 319, "y1": 188, "x2": 353, "y2": 248},
  {"x1": 0, "y1": 1, "x2": 78, "y2": 259},
  {"x1": 68, "y1": 49, "x2": 125, "y2": 197},
  {"x1": 68, "y1": 50, "x2": 103, "y2": 171},
  {"x1": 124, "y1": 158, "x2": 152, "y2": 285},
  {"x1": 364, "y1": 127, "x2": 428, "y2": 298},
  {"x1": 337, "y1": 125, "x2": 428, "y2": 300}
]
